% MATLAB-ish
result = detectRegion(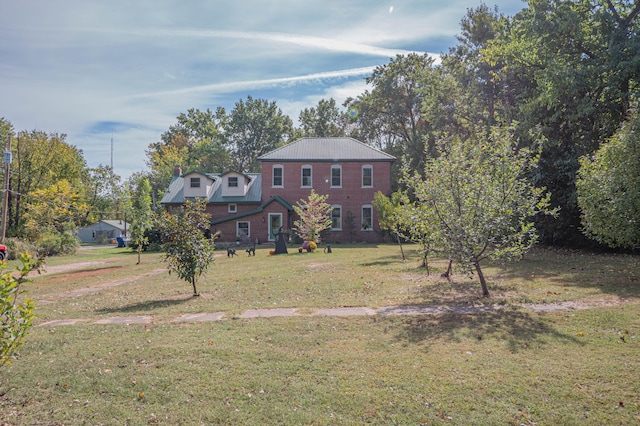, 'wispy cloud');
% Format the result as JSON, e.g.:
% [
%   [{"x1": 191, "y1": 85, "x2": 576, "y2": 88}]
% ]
[
  {"x1": 0, "y1": 0, "x2": 524, "y2": 178},
  {"x1": 79, "y1": 27, "x2": 422, "y2": 58},
  {"x1": 126, "y1": 66, "x2": 378, "y2": 99}
]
